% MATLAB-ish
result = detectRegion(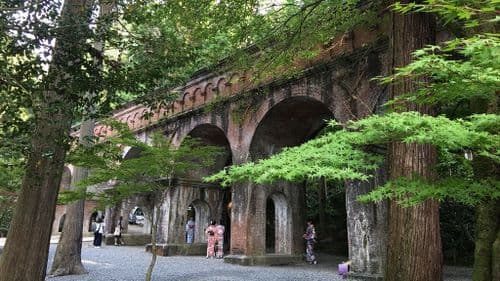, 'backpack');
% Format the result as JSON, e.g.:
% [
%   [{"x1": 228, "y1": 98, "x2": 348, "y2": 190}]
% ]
[
  {"x1": 93, "y1": 223, "x2": 101, "y2": 234},
  {"x1": 91, "y1": 222, "x2": 97, "y2": 233}
]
